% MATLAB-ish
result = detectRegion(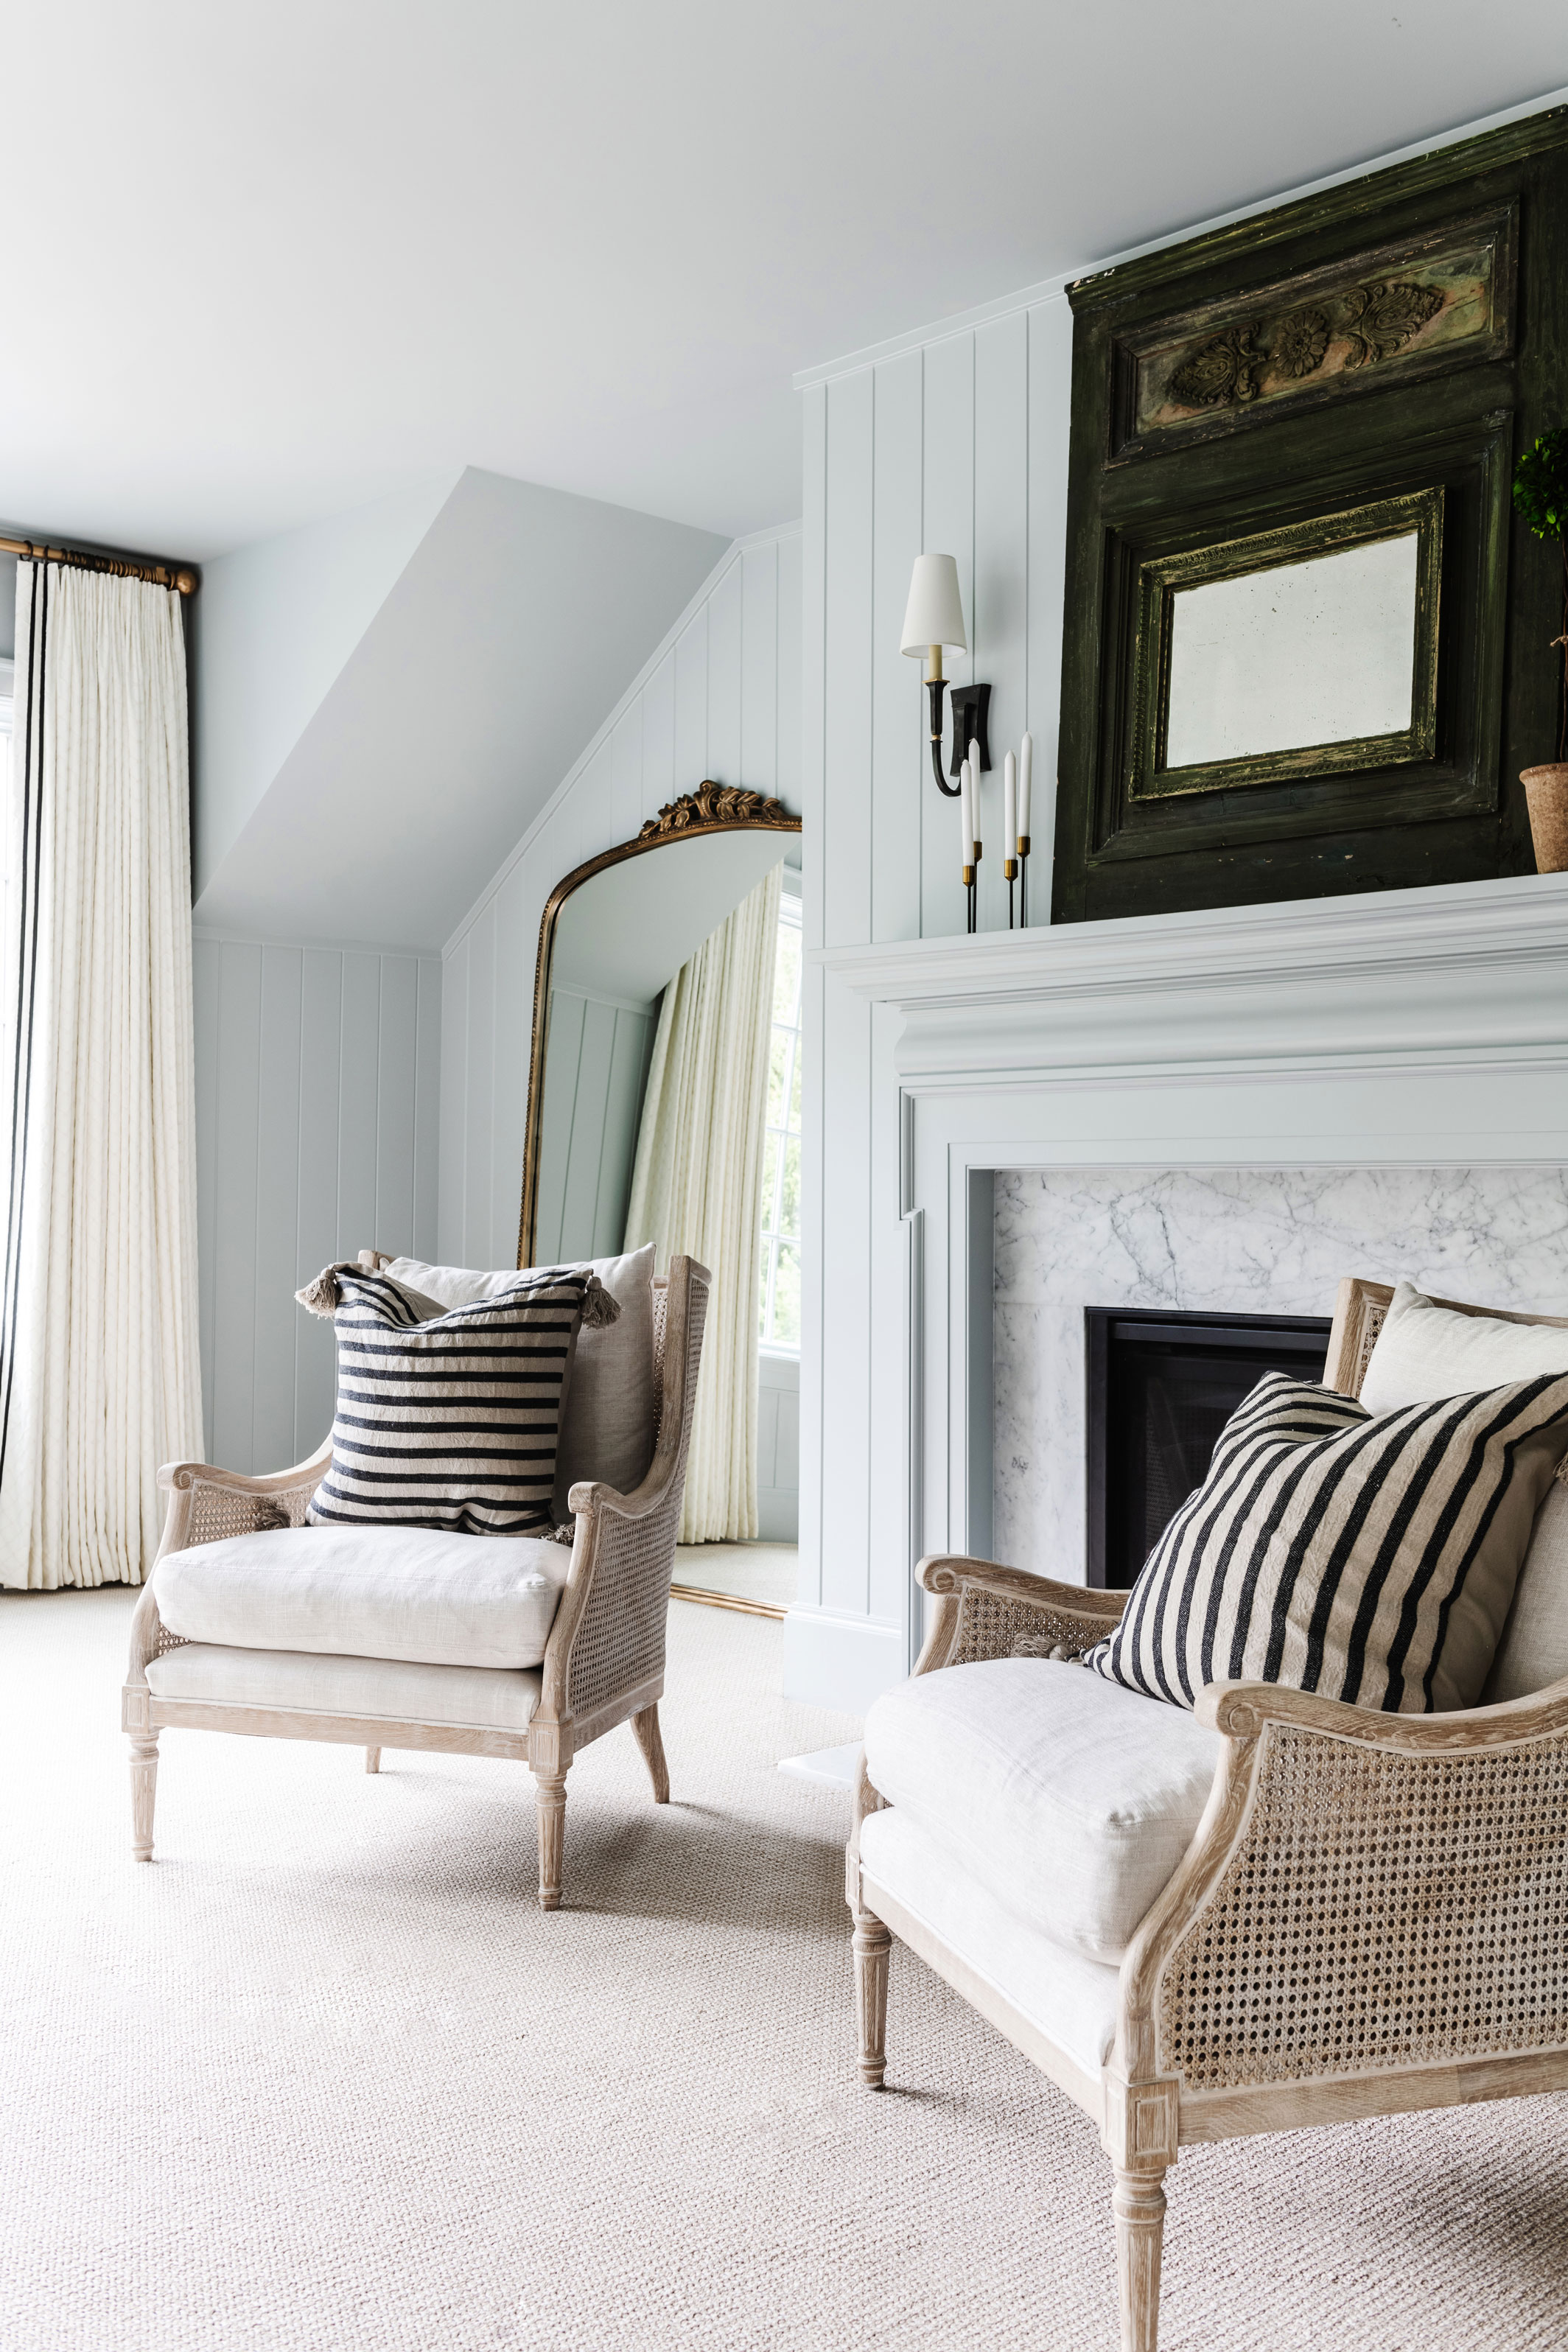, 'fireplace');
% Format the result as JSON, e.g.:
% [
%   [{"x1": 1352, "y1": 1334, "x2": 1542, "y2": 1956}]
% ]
[{"x1": 1084, "y1": 1307, "x2": 1333, "y2": 1589}]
